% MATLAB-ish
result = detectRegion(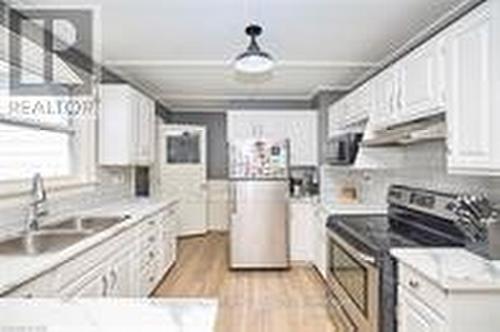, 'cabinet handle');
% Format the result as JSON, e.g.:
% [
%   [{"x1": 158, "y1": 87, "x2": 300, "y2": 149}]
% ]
[
  {"x1": 101, "y1": 275, "x2": 108, "y2": 297},
  {"x1": 110, "y1": 270, "x2": 117, "y2": 291},
  {"x1": 408, "y1": 280, "x2": 420, "y2": 289},
  {"x1": 446, "y1": 141, "x2": 452, "y2": 156}
]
